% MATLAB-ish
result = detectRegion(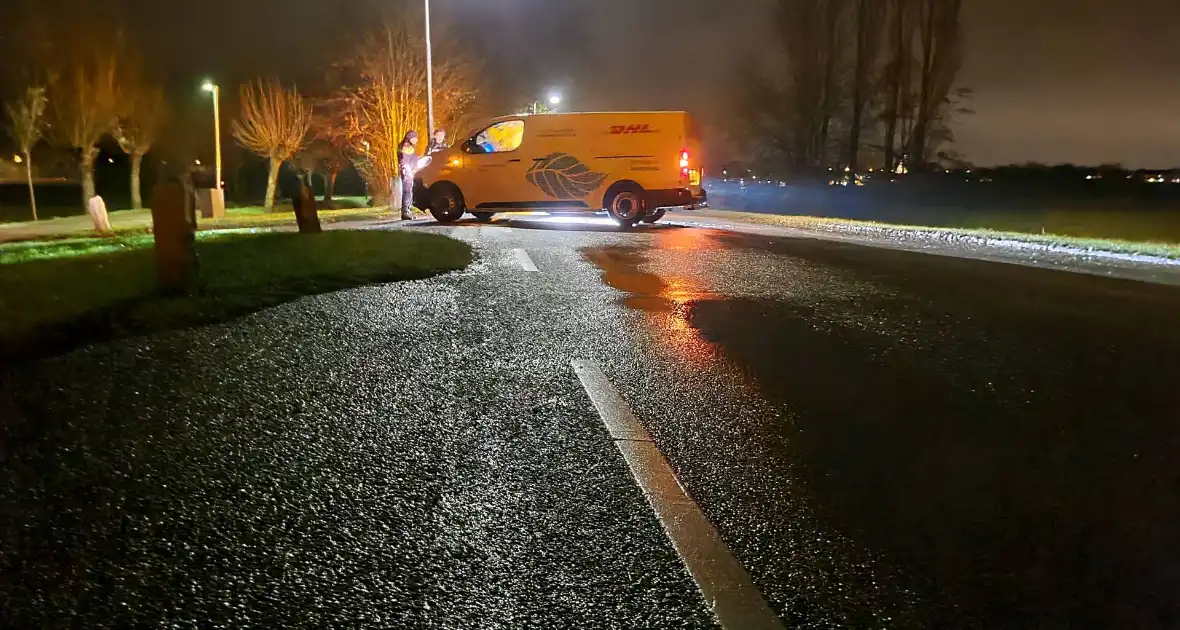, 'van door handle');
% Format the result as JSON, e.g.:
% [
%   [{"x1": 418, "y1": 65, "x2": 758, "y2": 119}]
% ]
[{"x1": 507, "y1": 159, "x2": 521, "y2": 163}]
